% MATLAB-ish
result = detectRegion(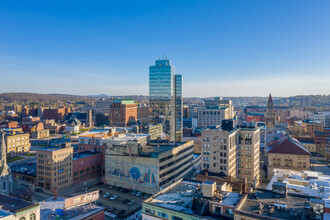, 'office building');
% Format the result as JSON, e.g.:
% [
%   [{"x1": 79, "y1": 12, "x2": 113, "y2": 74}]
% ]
[
  {"x1": 201, "y1": 122, "x2": 260, "y2": 186},
  {"x1": 109, "y1": 99, "x2": 137, "y2": 127},
  {"x1": 301, "y1": 96, "x2": 311, "y2": 107},
  {"x1": 94, "y1": 98, "x2": 113, "y2": 115},
  {"x1": 197, "y1": 99, "x2": 234, "y2": 128},
  {"x1": 149, "y1": 59, "x2": 183, "y2": 142},
  {"x1": 105, "y1": 139, "x2": 193, "y2": 194},
  {"x1": 36, "y1": 144, "x2": 73, "y2": 191}
]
